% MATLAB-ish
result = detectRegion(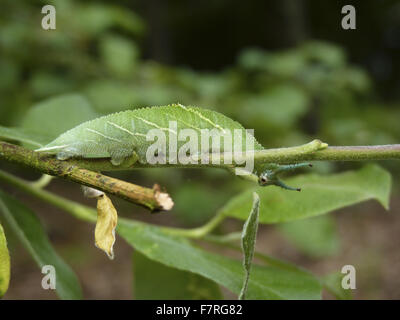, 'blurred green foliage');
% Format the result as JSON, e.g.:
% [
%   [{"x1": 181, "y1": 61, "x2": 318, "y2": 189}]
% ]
[
  {"x1": 1, "y1": 1, "x2": 399, "y2": 147},
  {"x1": 133, "y1": 251, "x2": 223, "y2": 299},
  {"x1": 278, "y1": 215, "x2": 340, "y2": 258},
  {"x1": 0, "y1": 0, "x2": 399, "y2": 296}
]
